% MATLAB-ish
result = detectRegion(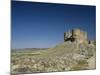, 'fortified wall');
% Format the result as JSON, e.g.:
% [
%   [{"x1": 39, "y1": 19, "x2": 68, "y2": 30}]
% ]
[{"x1": 64, "y1": 29, "x2": 88, "y2": 44}]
